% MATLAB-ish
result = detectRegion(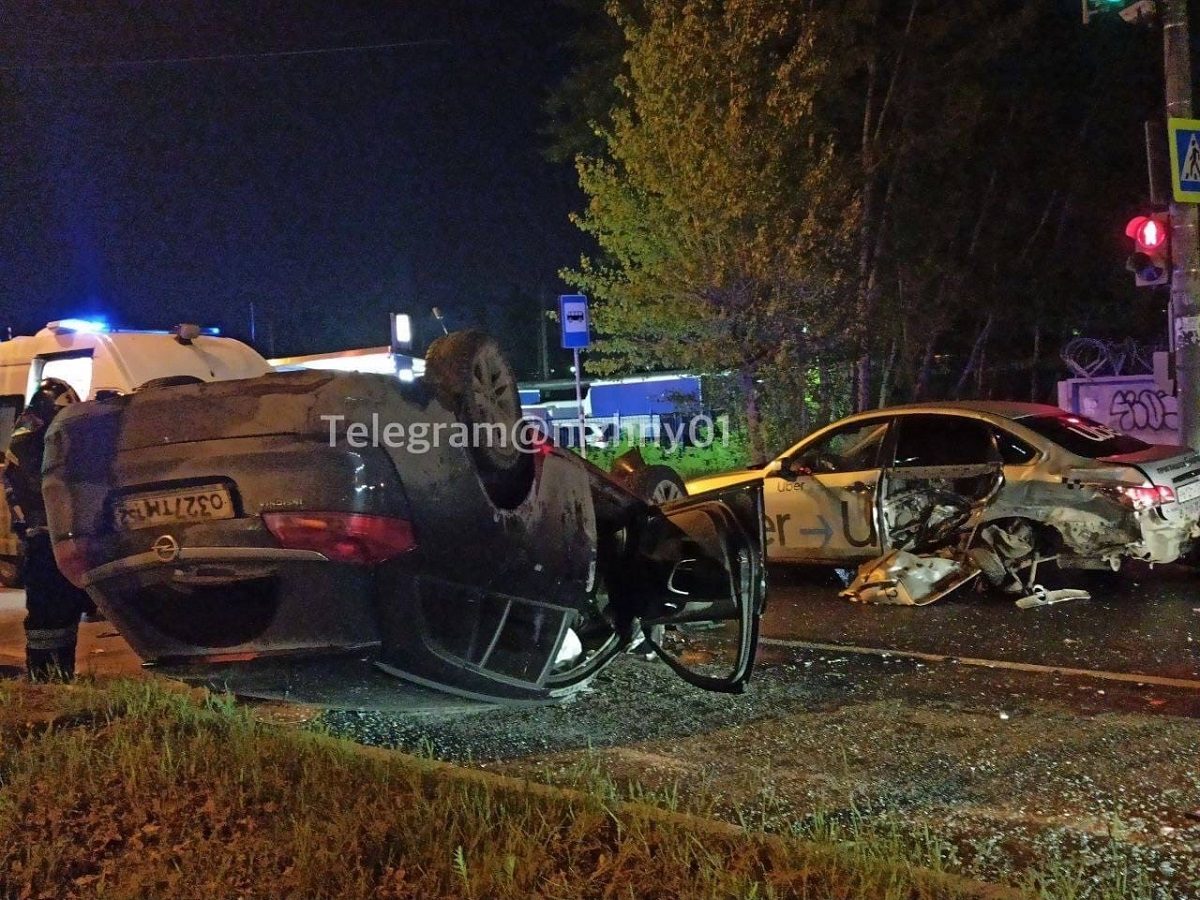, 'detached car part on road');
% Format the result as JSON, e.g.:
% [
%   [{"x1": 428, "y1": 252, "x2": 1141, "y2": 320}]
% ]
[
  {"x1": 688, "y1": 402, "x2": 1200, "y2": 601},
  {"x1": 43, "y1": 332, "x2": 765, "y2": 703}
]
